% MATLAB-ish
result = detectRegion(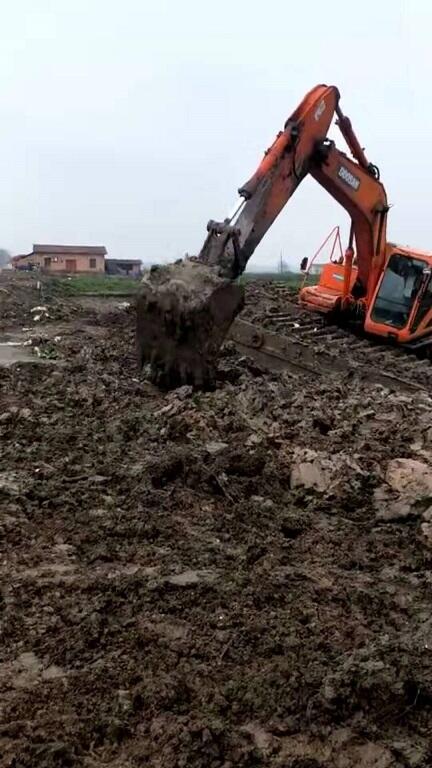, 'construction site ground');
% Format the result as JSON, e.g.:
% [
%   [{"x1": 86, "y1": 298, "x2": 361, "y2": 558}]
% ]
[{"x1": 2, "y1": 272, "x2": 432, "y2": 767}]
